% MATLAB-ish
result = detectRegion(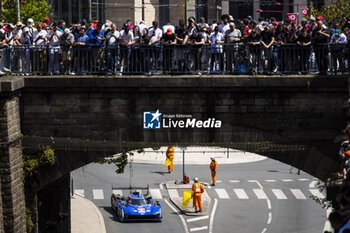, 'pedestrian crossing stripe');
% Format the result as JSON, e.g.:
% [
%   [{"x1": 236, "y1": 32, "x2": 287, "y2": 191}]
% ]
[
  {"x1": 309, "y1": 189, "x2": 325, "y2": 199},
  {"x1": 290, "y1": 189, "x2": 307, "y2": 199},
  {"x1": 215, "y1": 189, "x2": 229, "y2": 199},
  {"x1": 74, "y1": 189, "x2": 85, "y2": 197},
  {"x1": 168, "y1": 189, "x2": 180, "y2": 199},
  {"x1": 271, "y1": 189, "x2": 287, "y2": 199},
  {"x1": 93, "y1": 189, "x2": 104, "y2": 200},
  {"x1": 74, "y1": 187, "x2": 323, "y2": 201},
  {"x1": 150, "y1": 189, "x2": 163, "y2": 199},
  {"x1": 233, "y1": 189, "x2": 249, "y2": 199},
  {"x1": 253, "y1": 189, "x2": 268, "y2": 199}
]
